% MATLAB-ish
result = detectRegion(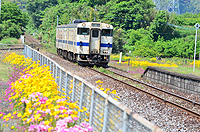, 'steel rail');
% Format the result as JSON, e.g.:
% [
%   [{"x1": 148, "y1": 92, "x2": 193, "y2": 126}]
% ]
[
  {"x1": 89, "y1": 67, "x2": 200, "y2": 118},
  {"x1": 0, "y1": 44, "x2": 24, "y2": 50},
  {"x1": 107, "y1": 68, "x2": 200, "y2": 107}
]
